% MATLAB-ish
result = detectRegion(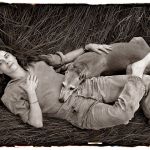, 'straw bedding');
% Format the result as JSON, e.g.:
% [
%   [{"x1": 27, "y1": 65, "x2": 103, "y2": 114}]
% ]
[{"x1": 0, "y1": 4, "x2": 150, "y2": 146}]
